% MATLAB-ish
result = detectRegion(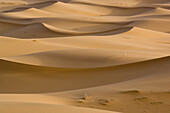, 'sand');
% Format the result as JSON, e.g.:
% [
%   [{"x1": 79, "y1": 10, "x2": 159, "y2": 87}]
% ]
[{"x1": 0, "y1": 0, "x2": 170, "y2": 113}]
